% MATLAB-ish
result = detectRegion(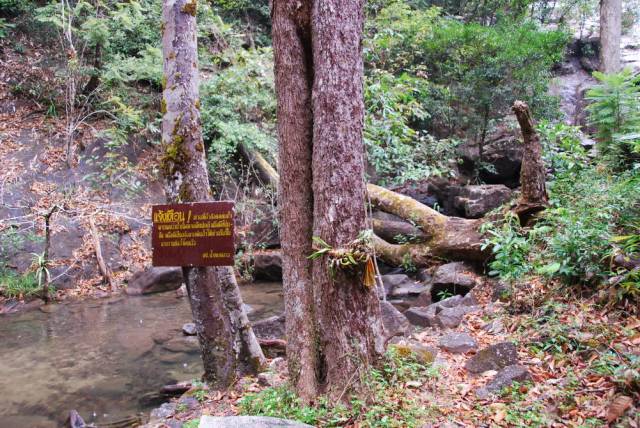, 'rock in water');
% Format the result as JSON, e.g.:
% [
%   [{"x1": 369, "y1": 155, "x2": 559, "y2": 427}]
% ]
[
  {"x1": 182, "y1": 322, "x2": 197, "y2": 336},
  {"x1": 252, "y1": 314, "x2": 286, "y2": 340},
  {"x1": 126, "y1": 267, "x2": 184, "y2": 295},
  {"x1": 465, "y1": 342, "x2": 519, "y2": 374},
  {"x1": 198, "y1": 416, "x2": 314, "y2": 428}
]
